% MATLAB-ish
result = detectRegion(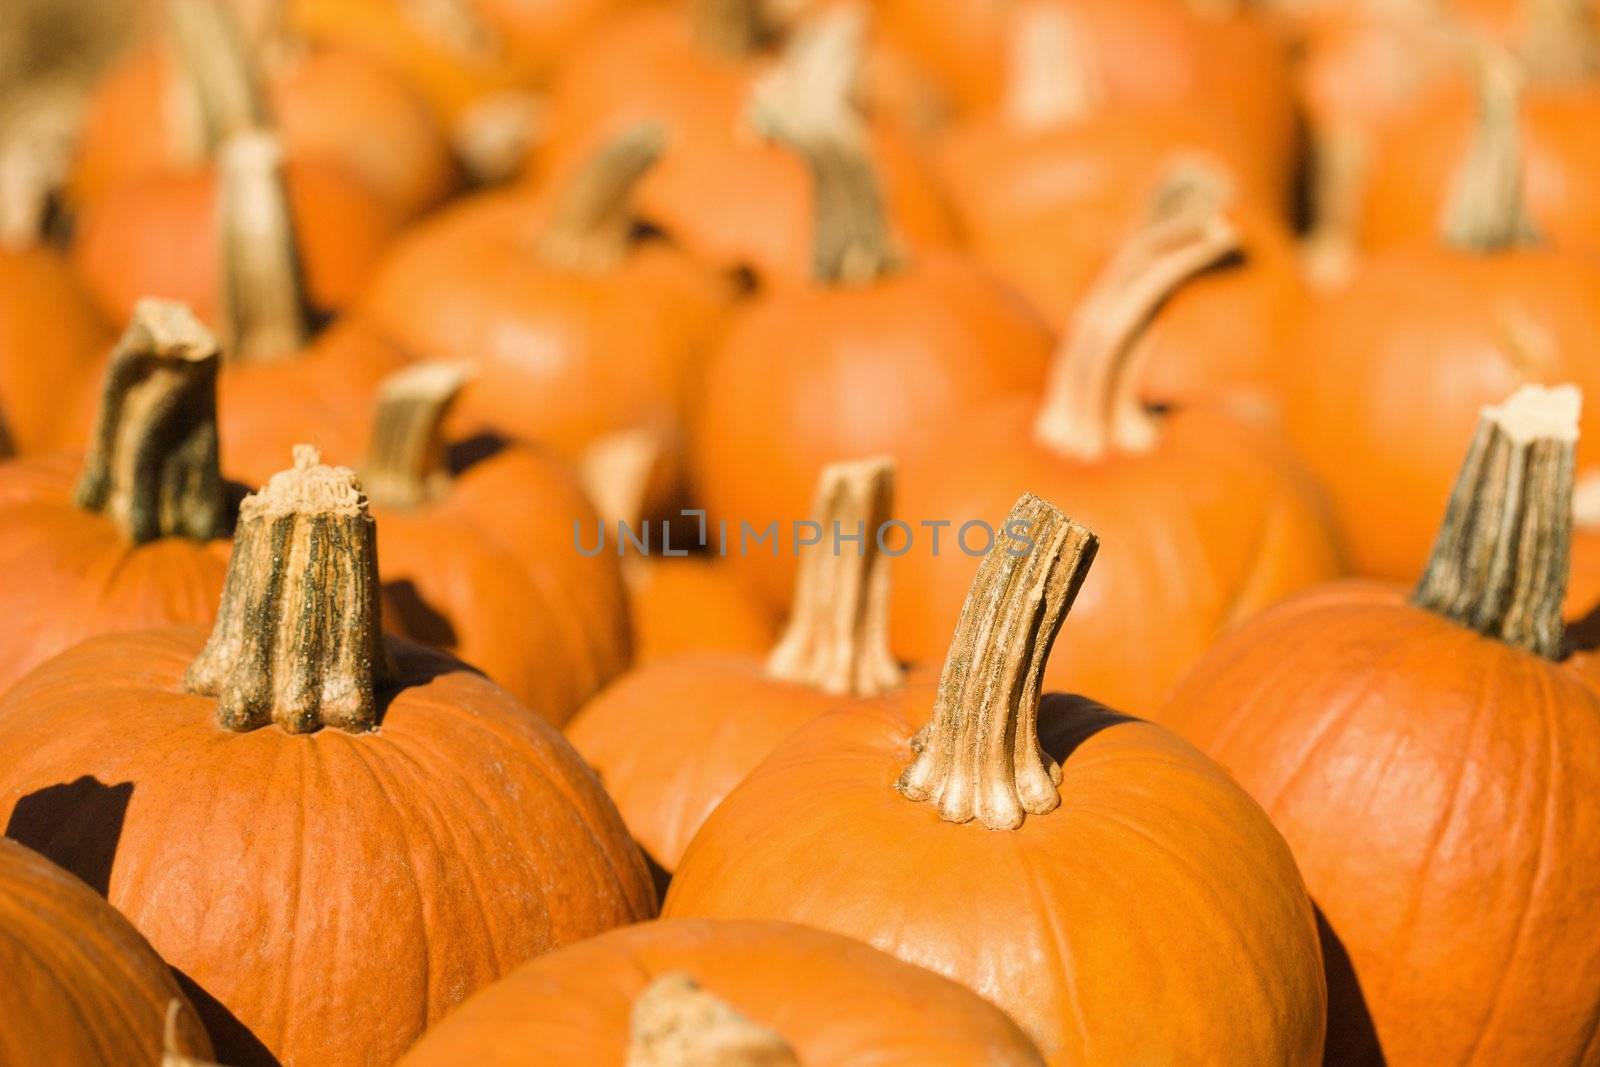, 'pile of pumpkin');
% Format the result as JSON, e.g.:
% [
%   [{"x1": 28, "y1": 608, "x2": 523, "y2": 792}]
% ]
[{"x1": 2, "y1": 0, "x2": 1599, "y2": 1063}]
